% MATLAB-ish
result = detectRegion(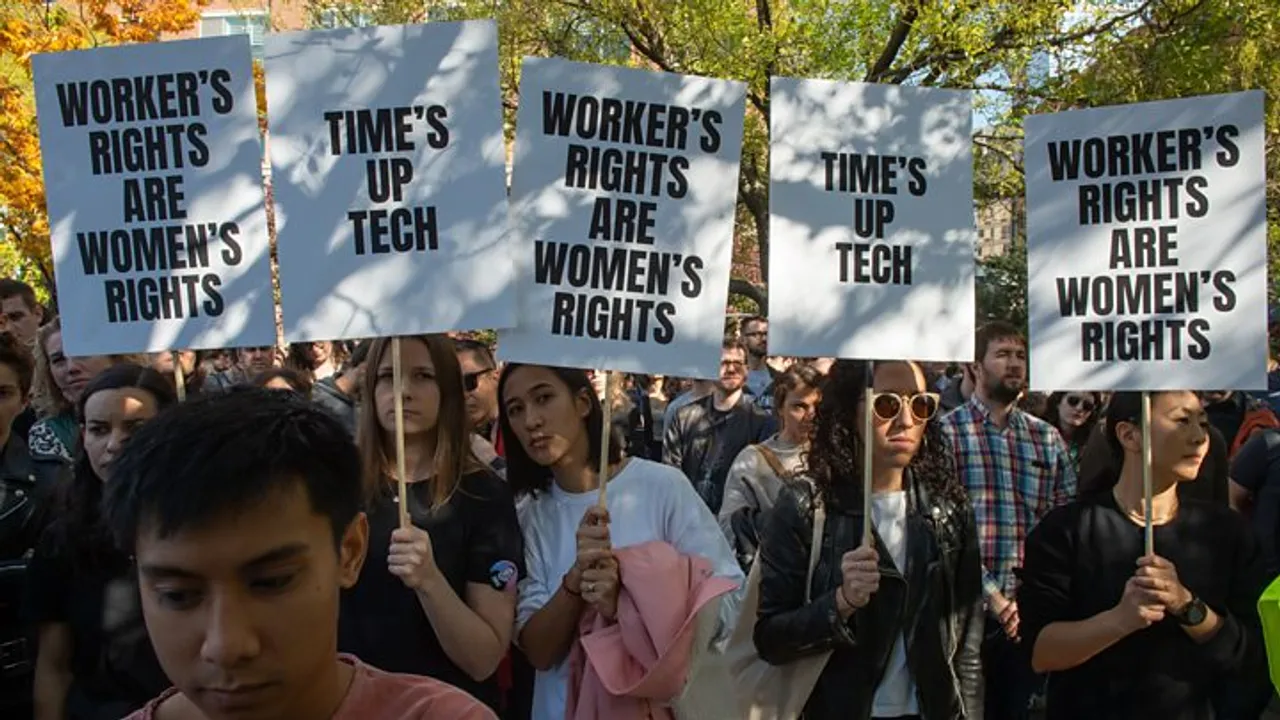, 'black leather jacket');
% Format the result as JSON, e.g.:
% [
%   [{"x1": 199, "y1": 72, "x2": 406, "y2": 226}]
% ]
[
  {"x1": 662, "y1": 393, "x2": 774, "y2": 514},
  {"x1": 753, "y1": 476, "x2": 985, "y2": 720}
]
